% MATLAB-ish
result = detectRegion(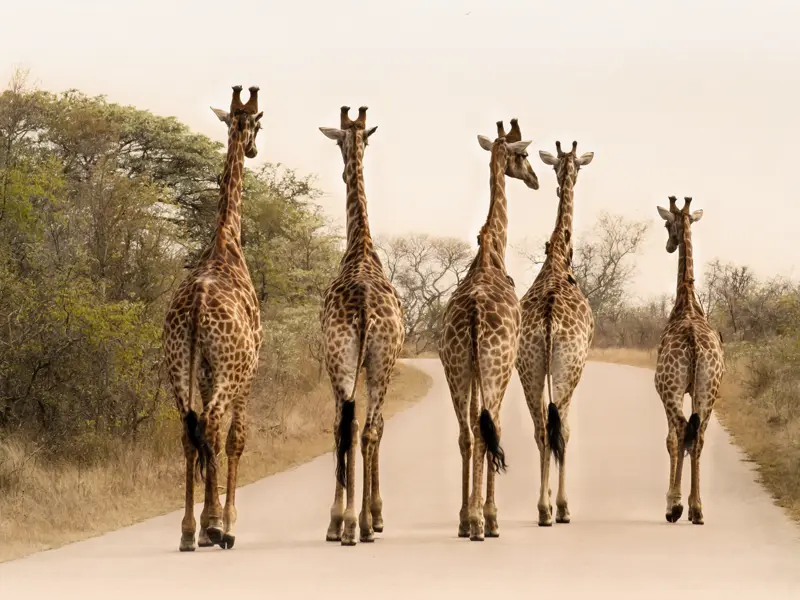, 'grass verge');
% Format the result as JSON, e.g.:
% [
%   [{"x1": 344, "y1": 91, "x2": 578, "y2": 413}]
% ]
[{"x1": 0, "y1": 361, "x2": 432, "y2": 563}]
